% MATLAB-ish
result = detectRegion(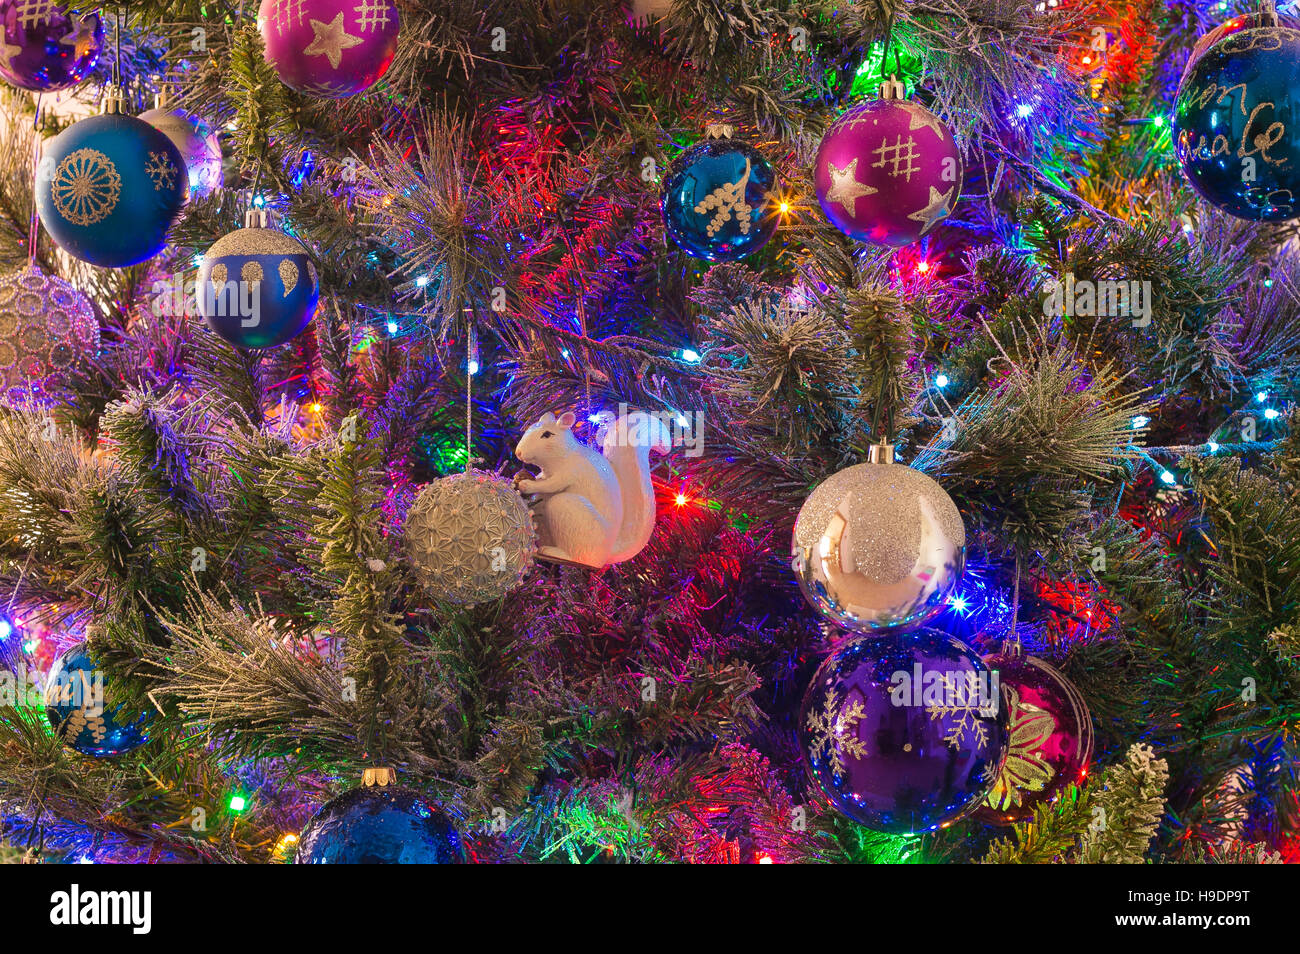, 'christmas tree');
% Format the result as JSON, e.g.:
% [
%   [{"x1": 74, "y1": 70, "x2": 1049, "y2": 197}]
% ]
[{"x1": 0, "y1": 0, "x2": 1297, "y2": 867}]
